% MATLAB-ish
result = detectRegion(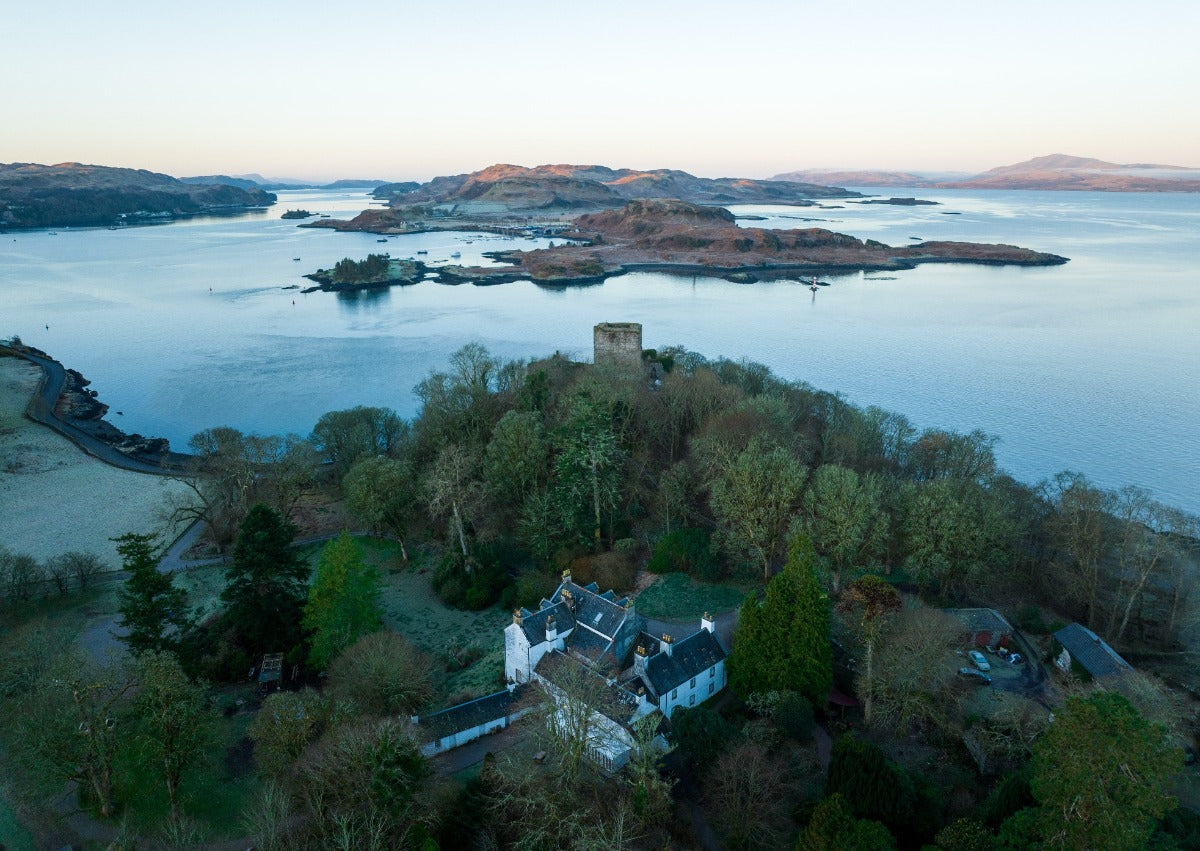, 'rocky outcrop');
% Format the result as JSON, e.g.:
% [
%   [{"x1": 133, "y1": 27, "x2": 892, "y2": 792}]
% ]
[{"x1": 434, "y1": 198, "x2": 1067, "y2": 286}]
